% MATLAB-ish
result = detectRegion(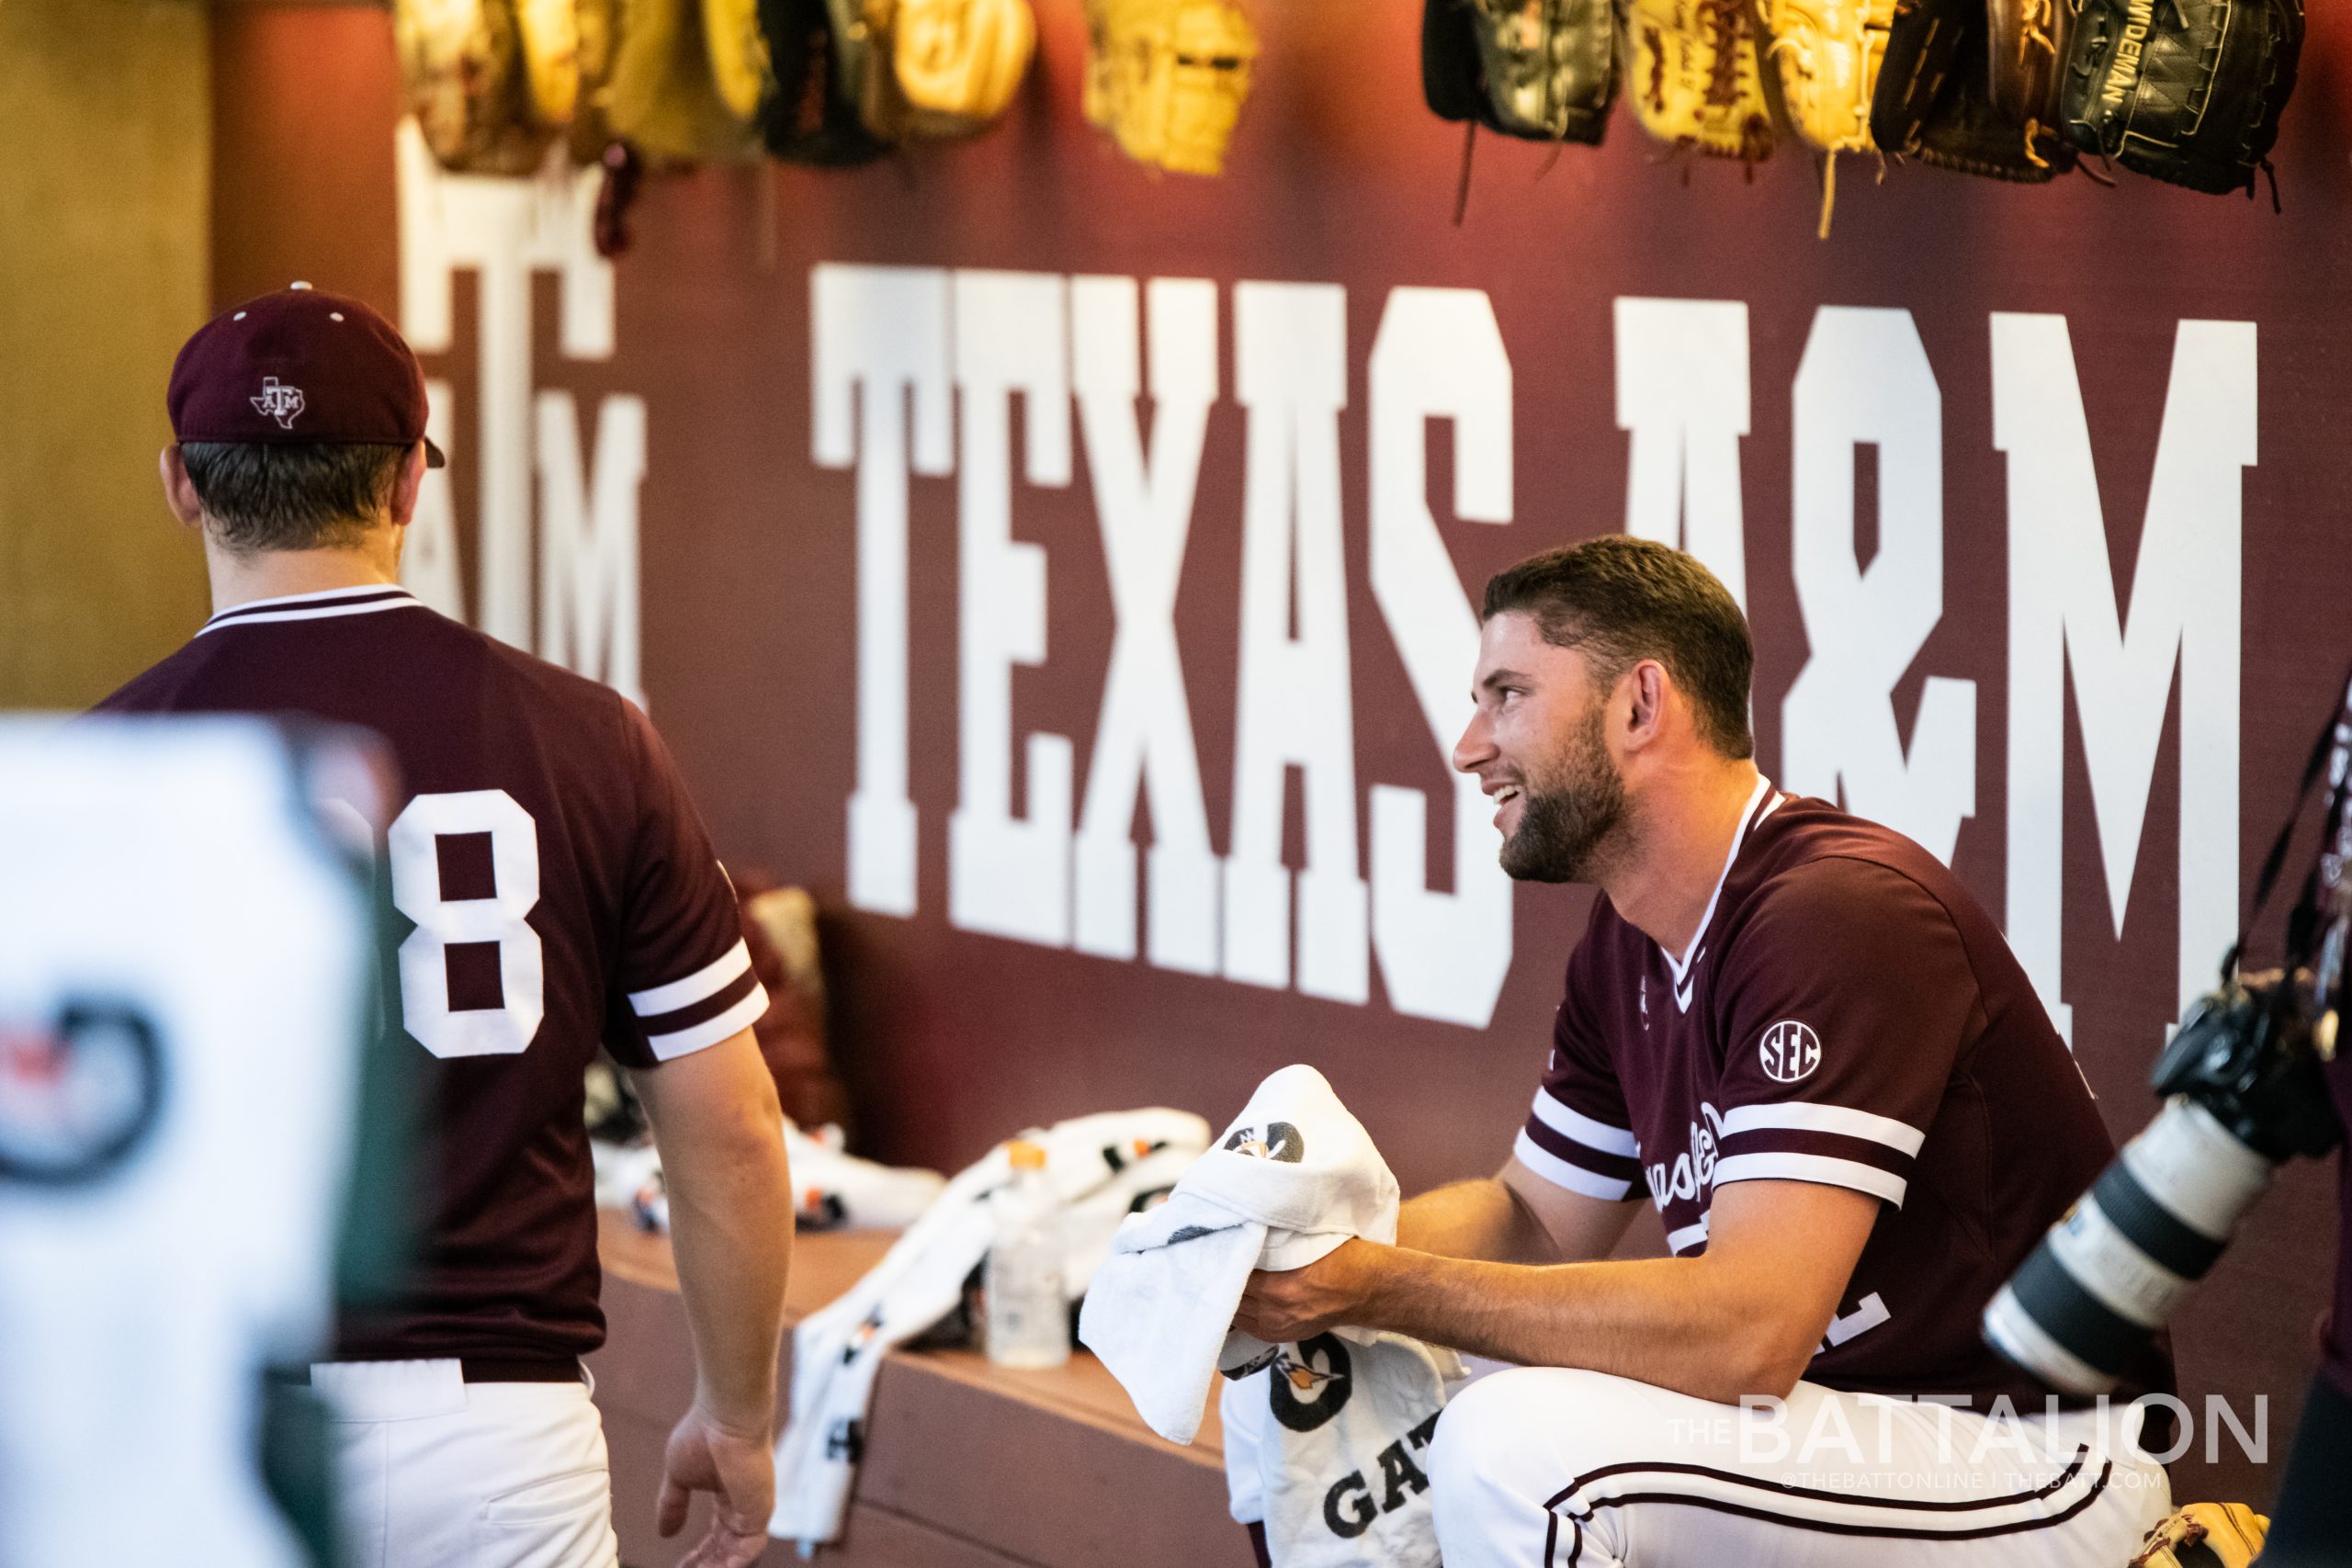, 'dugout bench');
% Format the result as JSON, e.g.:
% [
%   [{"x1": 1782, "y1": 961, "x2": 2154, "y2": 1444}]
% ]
[{"x1": 589, "y1": 1211, "x2": 1249, "y2": 1567}]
